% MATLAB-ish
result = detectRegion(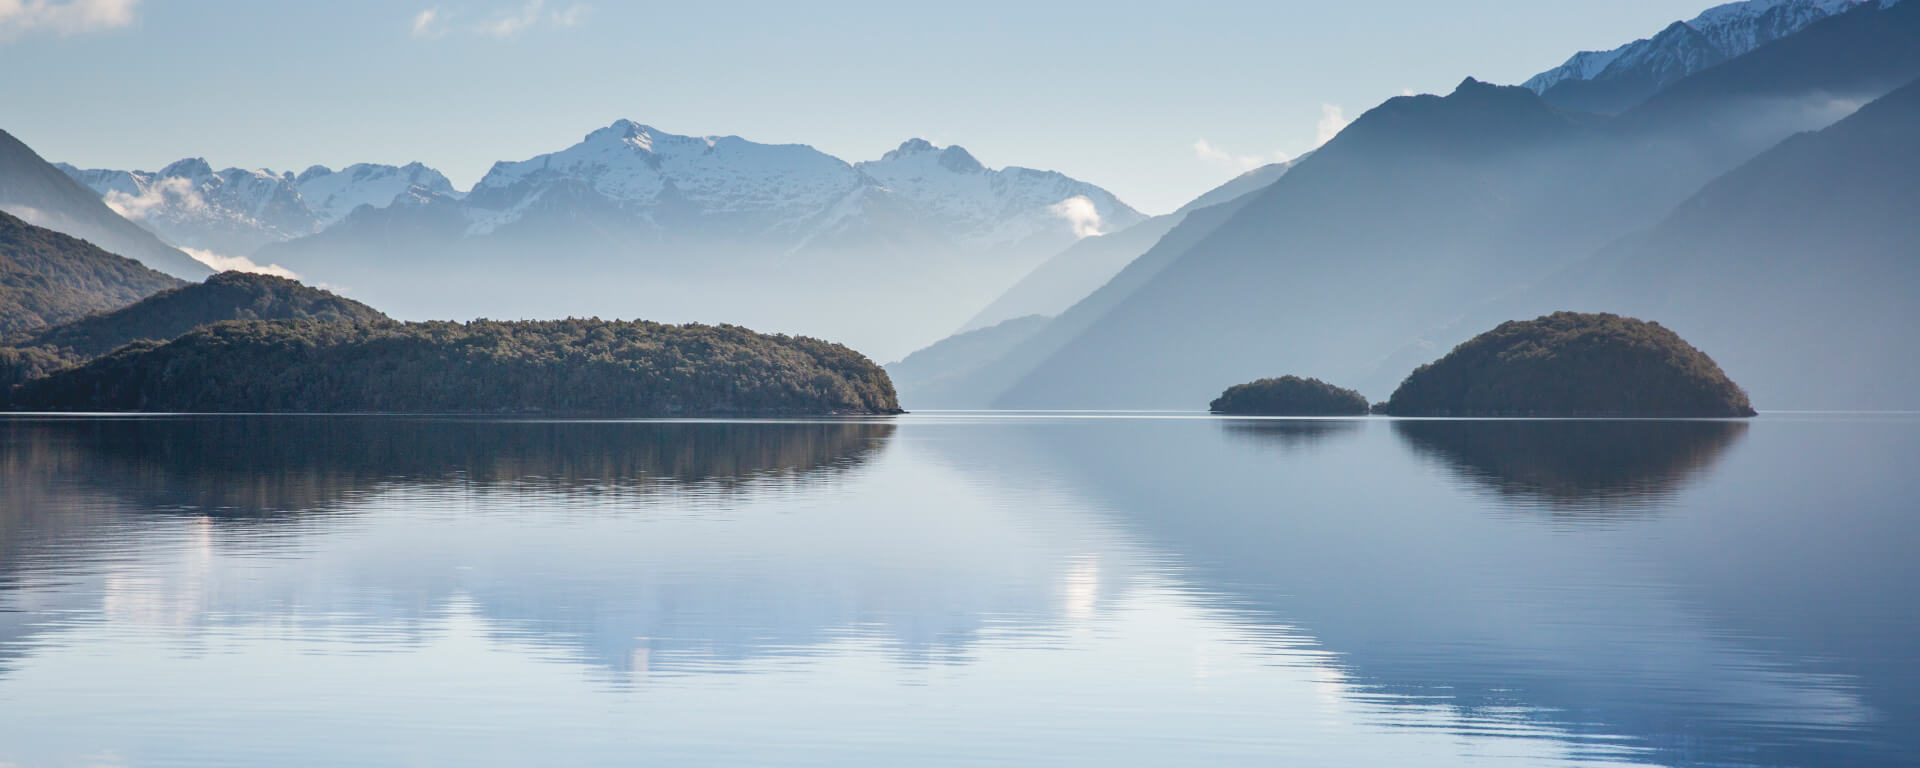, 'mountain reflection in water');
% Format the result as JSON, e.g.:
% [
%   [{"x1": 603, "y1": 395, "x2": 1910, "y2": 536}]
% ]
[{"x1": 0, "y1": 414, "x2": 1913, "y2": 768}]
